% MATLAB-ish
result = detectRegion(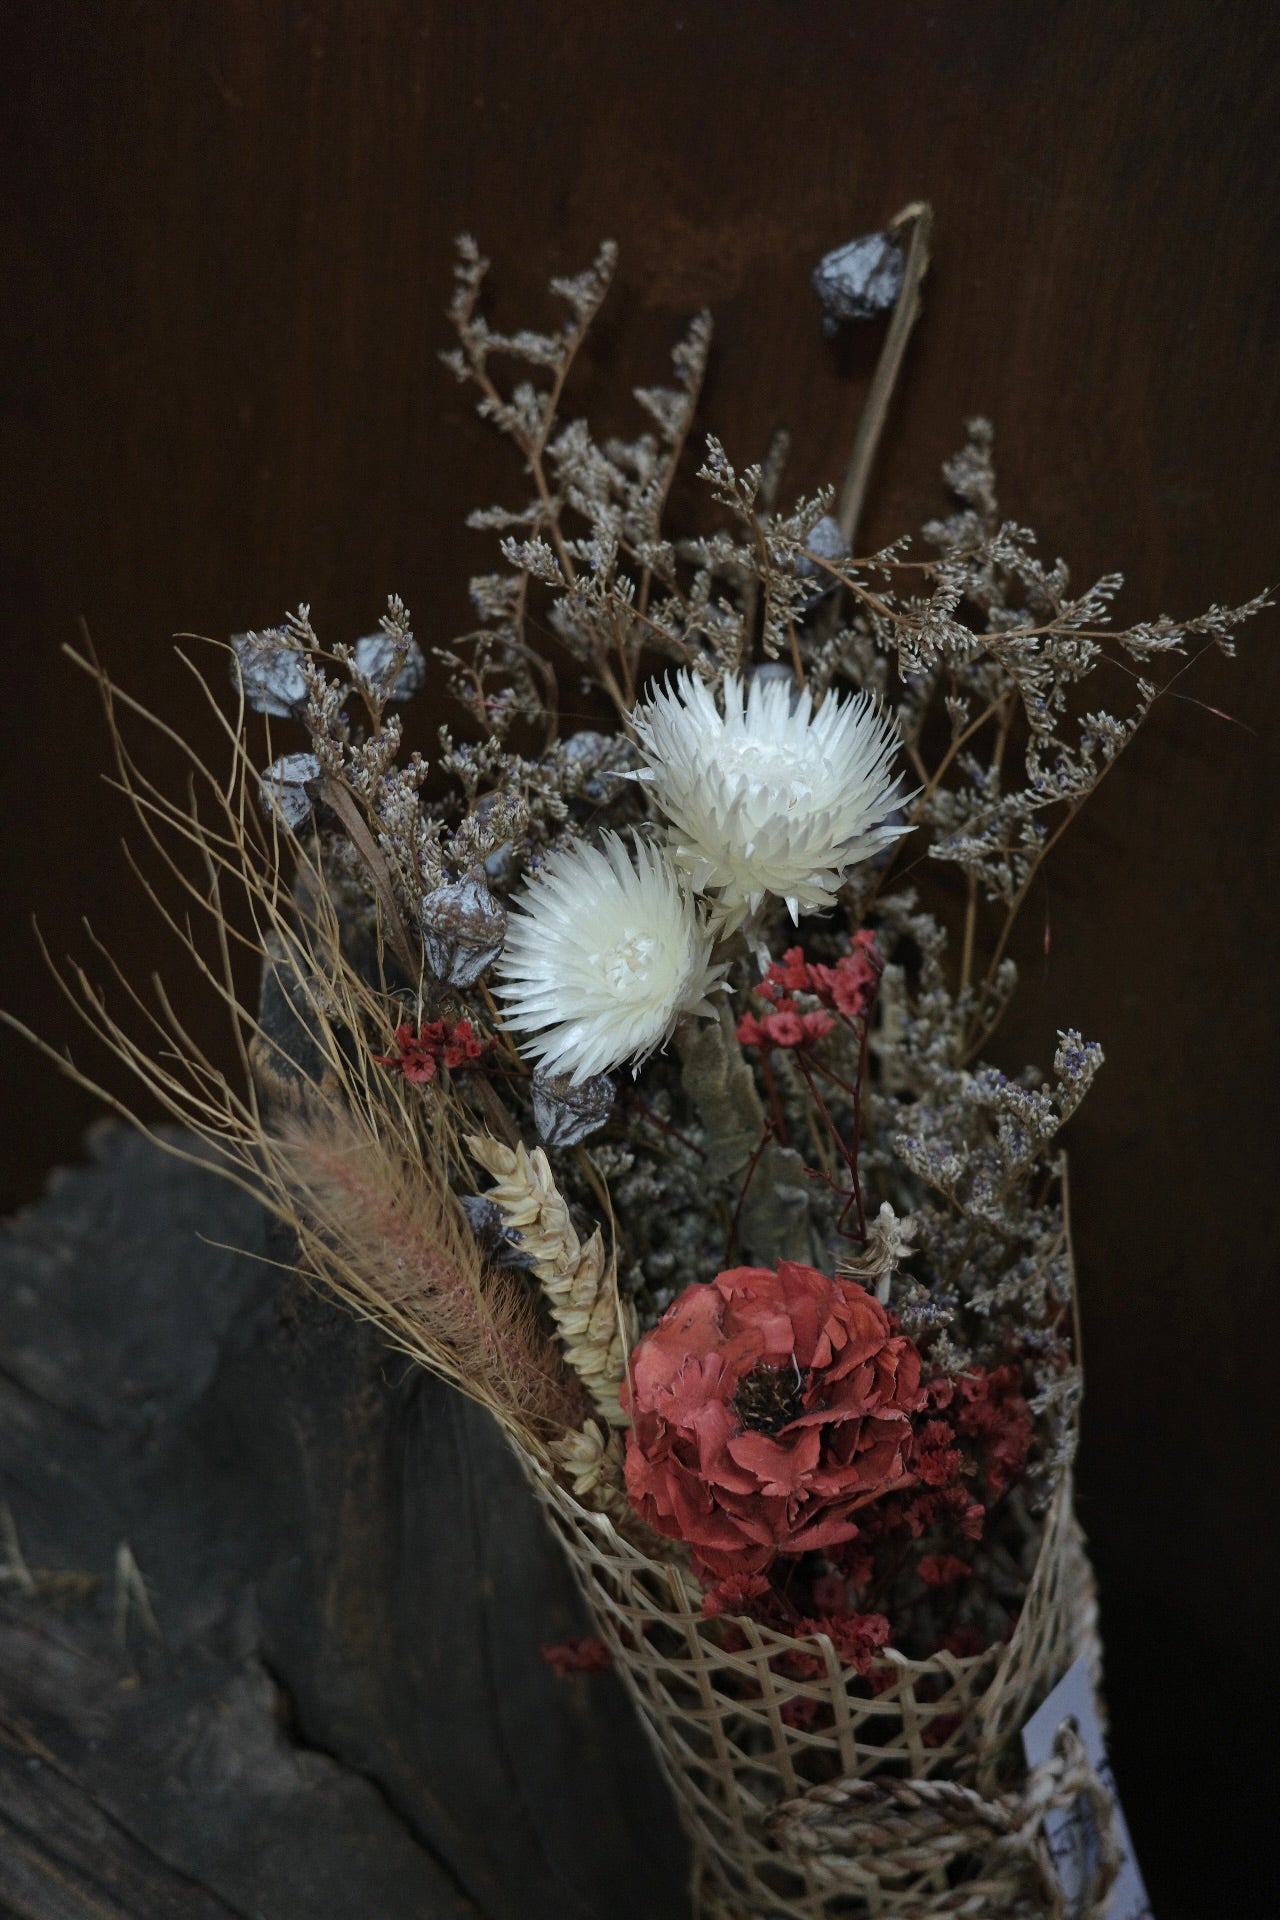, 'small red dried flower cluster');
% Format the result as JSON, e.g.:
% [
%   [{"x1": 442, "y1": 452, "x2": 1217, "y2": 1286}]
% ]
[
  {"x1": 809, "y1": 1365, "x2": 1033, "y2": 1595},
  {"x1": 539, "y1": 1636, "x2": 612, "y2": 1677},
  {"x1": 374, "y1": 1018, "x2": 489, "y2": 1084},
  {"x1": 711, "y1": 1599, "x2": 894, "y2": 1729},
  {"x1": 736, "y1": 933, "x2": 883, "y2": 1052},
  {"x1": 669, "y1": 1341, "x2": 1035, "y2": 1691},
  {"x1": 624, "y1": 1262, "x2": 923, "y2": 1578}
]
